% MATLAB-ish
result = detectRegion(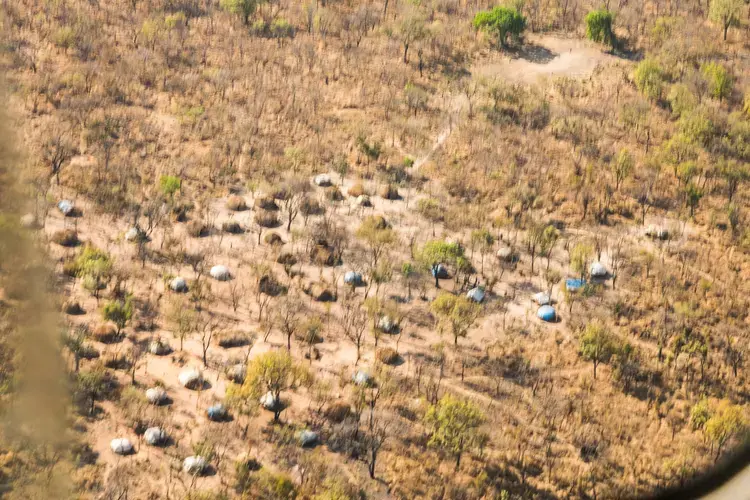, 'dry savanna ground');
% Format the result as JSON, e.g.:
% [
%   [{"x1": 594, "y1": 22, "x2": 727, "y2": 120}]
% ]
[{"x1": 1, "y1": 0, "x2": 750, "y2": 499}]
